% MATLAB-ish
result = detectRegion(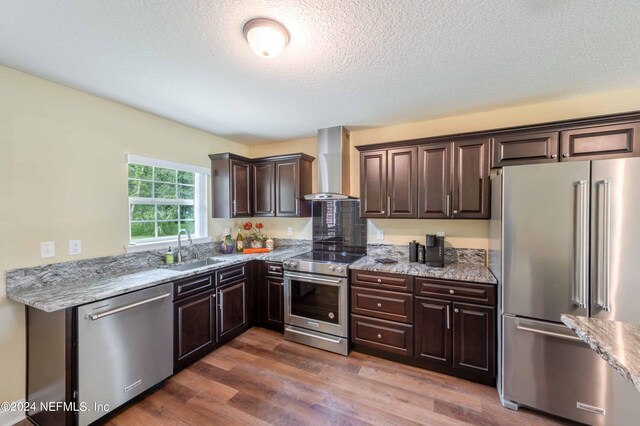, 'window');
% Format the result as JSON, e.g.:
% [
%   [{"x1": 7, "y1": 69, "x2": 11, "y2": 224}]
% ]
[{"x1": 127, "y1": 155, "x2": 208, "y2": 245}]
